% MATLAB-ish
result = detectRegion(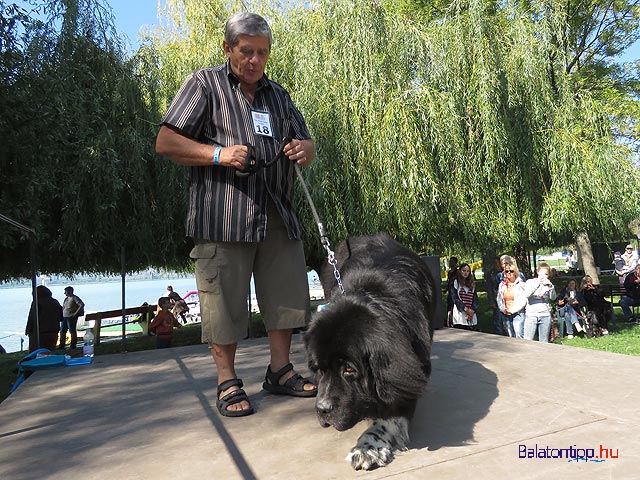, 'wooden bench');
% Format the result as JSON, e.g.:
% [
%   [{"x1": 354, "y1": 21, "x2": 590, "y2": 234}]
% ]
[
  {"x1": 84, "y1": 304, "x2": 157, "y2": 345},
  {"x1": 598, "y1": 284, "x2": 639, "y2": 318},
  {"x1": 599, "y1": 284, "x2": 626, "y2": 304}
]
